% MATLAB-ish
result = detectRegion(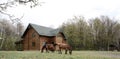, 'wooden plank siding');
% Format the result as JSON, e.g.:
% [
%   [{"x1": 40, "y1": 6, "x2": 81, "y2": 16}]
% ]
[
  {"x1": 21, "y1": 24, "x2": 66, "y2": 51},
  {"x1": 55, "y1": 33, "x2": 66, "y2": 43},
  {"x1": 23, "y1": 27, "x2": 40, "y2": 50},
  {"x1": 55, "y1": 33, "x2": 66, "y2": 50}
]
